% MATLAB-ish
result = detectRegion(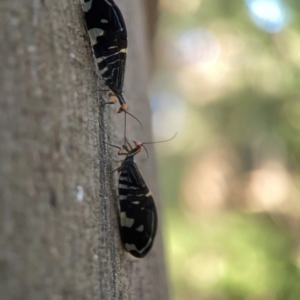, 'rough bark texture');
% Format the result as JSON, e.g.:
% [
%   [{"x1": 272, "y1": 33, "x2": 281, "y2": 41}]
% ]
[{"x1": 0, "y1": 0, "x2": 169, "y2": 299}]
